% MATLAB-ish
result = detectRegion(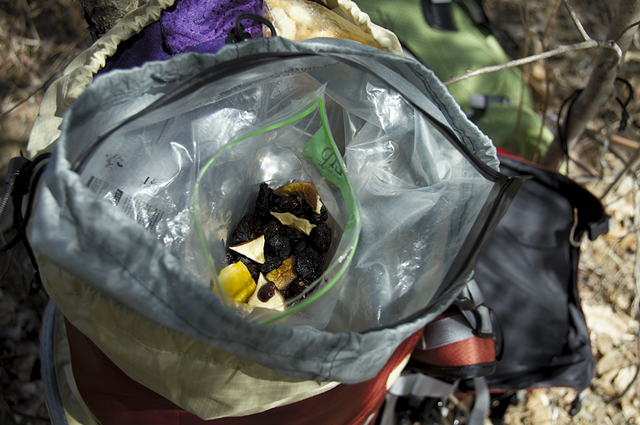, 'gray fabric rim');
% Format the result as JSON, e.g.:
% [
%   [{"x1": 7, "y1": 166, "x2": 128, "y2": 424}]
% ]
[{"x1": 30, "y1": 37, "x2": 491, "y2": 383}]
